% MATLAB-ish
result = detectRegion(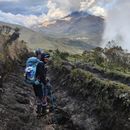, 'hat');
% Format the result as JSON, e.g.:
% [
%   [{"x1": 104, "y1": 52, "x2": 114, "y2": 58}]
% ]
[{"x1": 41, "y1": 53, "x2": 50, "y2": 61}]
